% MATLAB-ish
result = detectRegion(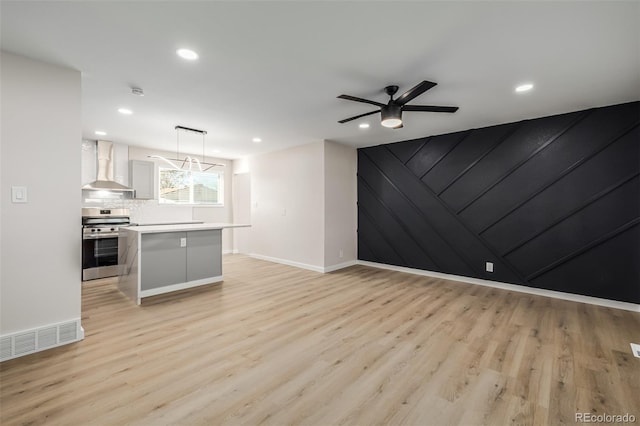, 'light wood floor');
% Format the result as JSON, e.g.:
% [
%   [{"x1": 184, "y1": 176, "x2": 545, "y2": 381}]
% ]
[{"x1": 1, "y1": 255, "x2": 639, "y2": 425}]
